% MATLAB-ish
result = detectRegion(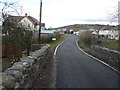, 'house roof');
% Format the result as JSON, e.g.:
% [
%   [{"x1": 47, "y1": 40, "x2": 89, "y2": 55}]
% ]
[
  {"x1": 112, "y1": 26, "x2": 118, "y2": 30},
  {"x1": 5, "y1": 15, "x2": 45, "y2": 26},
  {"x1": 27, "y1": 16, "x2": 39, "y2": 25},
  {"x1": 5, "y1": 15, "x2": 25, "y2": 25},
  {"x1": 101, "y1": 25, "x2": 115, "y2": 30}
]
